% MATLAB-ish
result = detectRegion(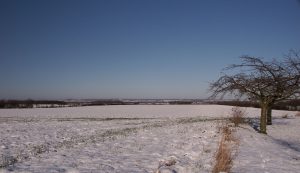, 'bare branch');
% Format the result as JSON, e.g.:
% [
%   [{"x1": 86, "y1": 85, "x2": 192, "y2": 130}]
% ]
[{"x1": 210, "y1": 50, "x2": 300, "y2": 105}]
